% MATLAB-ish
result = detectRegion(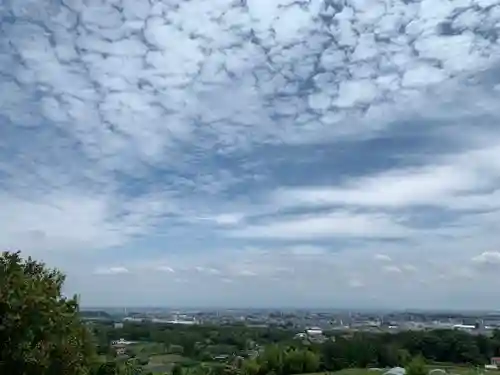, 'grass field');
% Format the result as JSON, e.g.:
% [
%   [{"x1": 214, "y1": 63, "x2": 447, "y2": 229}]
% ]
[
  {"x1": 145, "y1": 353, "x2": 200, "y2": 374},
  {"x1": 146, "y1": 363, "x2": 172, "y2": 374},
  {"x1": 129, "y1": 342, "x2": 167, "y2": 356}
]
